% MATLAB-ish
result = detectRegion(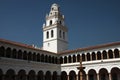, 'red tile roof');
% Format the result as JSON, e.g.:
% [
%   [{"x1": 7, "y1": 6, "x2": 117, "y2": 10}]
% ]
[
  {"x1": 59, "y1": 41, "x2": 120, "y2": 54},
  {"x1": 0, "y1": 38, "x2": 56, "y2": 54},
  {"x1": 0, "y1": 38, "x2": 120, "y2": 55}
]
